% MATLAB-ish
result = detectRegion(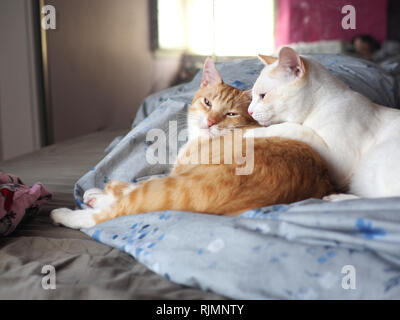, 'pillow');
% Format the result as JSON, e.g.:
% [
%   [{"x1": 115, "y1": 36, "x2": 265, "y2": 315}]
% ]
[{"x1": 132, "y1": 54, "x2": 400, "y2": 128}]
